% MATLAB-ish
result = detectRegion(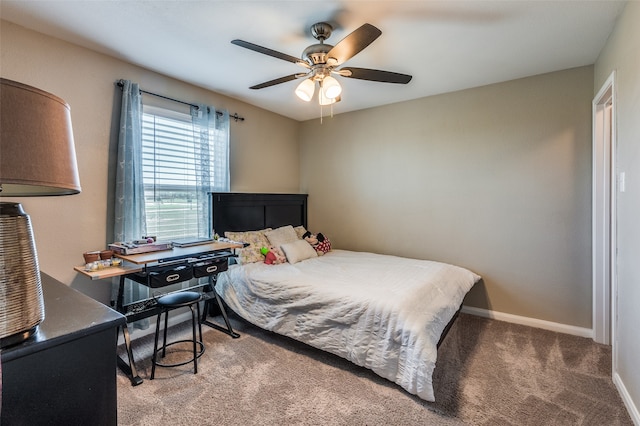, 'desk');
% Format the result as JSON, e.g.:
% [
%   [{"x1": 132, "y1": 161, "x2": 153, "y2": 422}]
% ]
[
  {"x1": 1, "y1": 273, "x2": 126, "y2": 425},
  {"x1": 75, "y1": 241, "x2": 242, "y2": 386}
]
